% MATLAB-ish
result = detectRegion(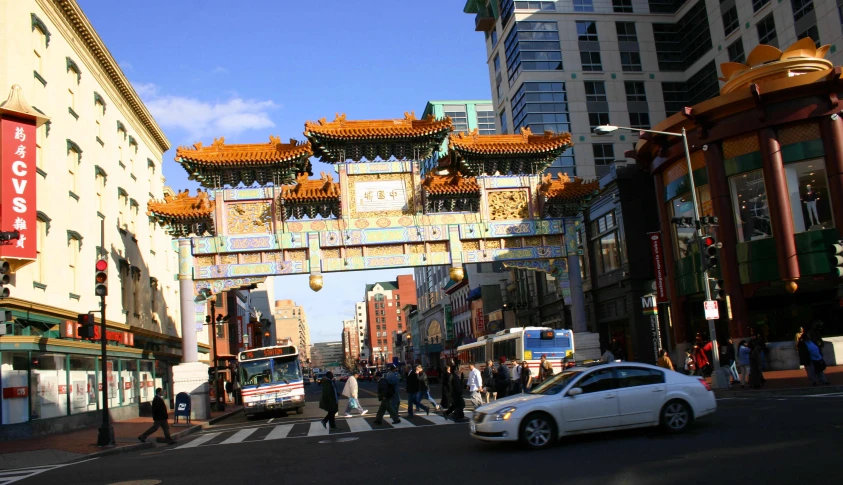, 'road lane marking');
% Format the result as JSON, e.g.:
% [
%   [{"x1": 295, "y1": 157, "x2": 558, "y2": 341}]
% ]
[
  {"x1": 176, "y1": 432, "x2": 220, "y2": 449},
  {"x1": 389, "y1": 418, "x2": 415, "y2": 429},
  {"x1": 308, "y1": 421, "x2": 330, "y2": 436},
  {"x1": 346, "y1": 418, "x2": 372, "y2": 433},
  {"x1": 267, "y1": 418, "x2": 275, "y2": 424},
  {"x1": 265, "y1": 424, "x2": 294, "y2": 440},
  {"x1": 220, "y1": 428, "x2": 259, "y2": 444},
  {"x1": 421, "y1": 414, "x2": 451, "y2": 425}
]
